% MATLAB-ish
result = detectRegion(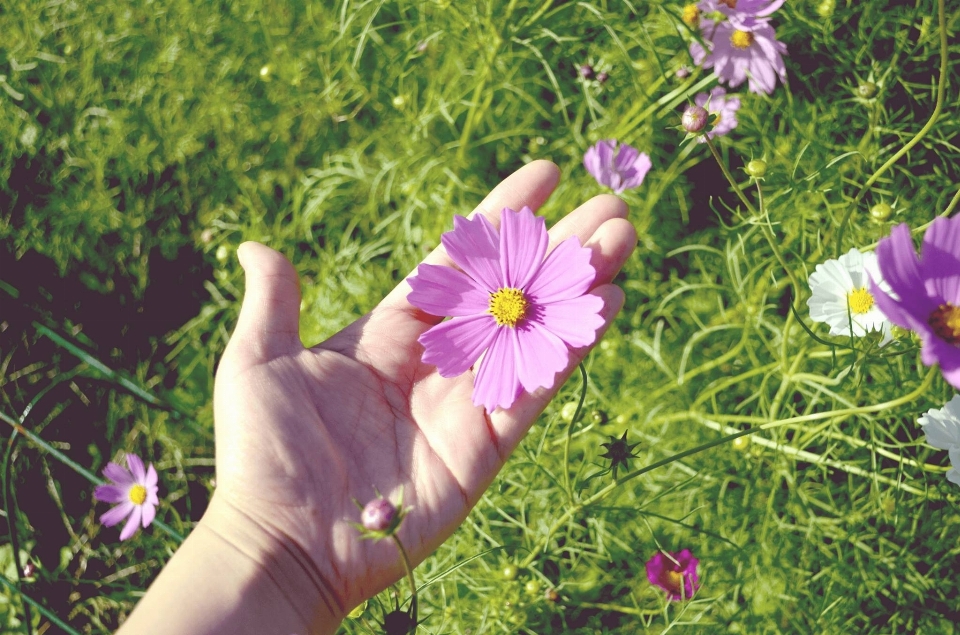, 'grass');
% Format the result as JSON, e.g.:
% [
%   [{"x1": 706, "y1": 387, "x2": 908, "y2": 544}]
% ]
[{"x1": 2, "y1": 0, "x2": 960, "y2": 632}]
